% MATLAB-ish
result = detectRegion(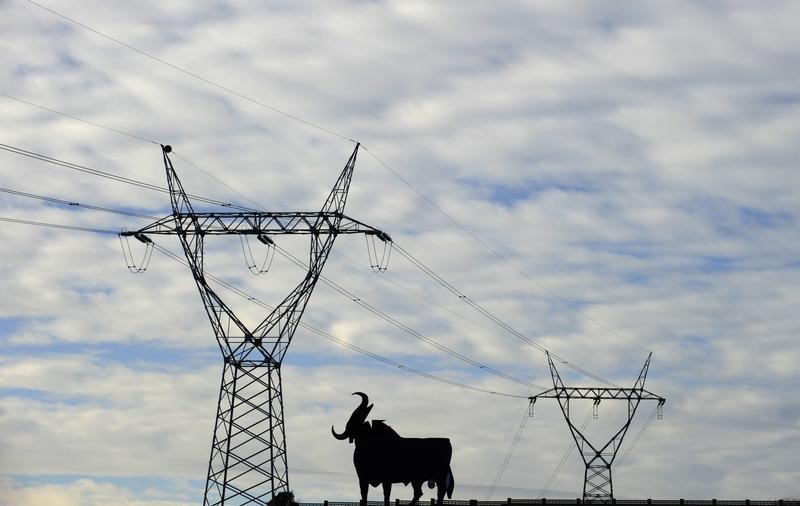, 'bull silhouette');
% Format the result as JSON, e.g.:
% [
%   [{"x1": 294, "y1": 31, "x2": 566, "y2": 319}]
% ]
[{"x1": 332, "y1": 392, "x2": 455, "y2": 505}]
